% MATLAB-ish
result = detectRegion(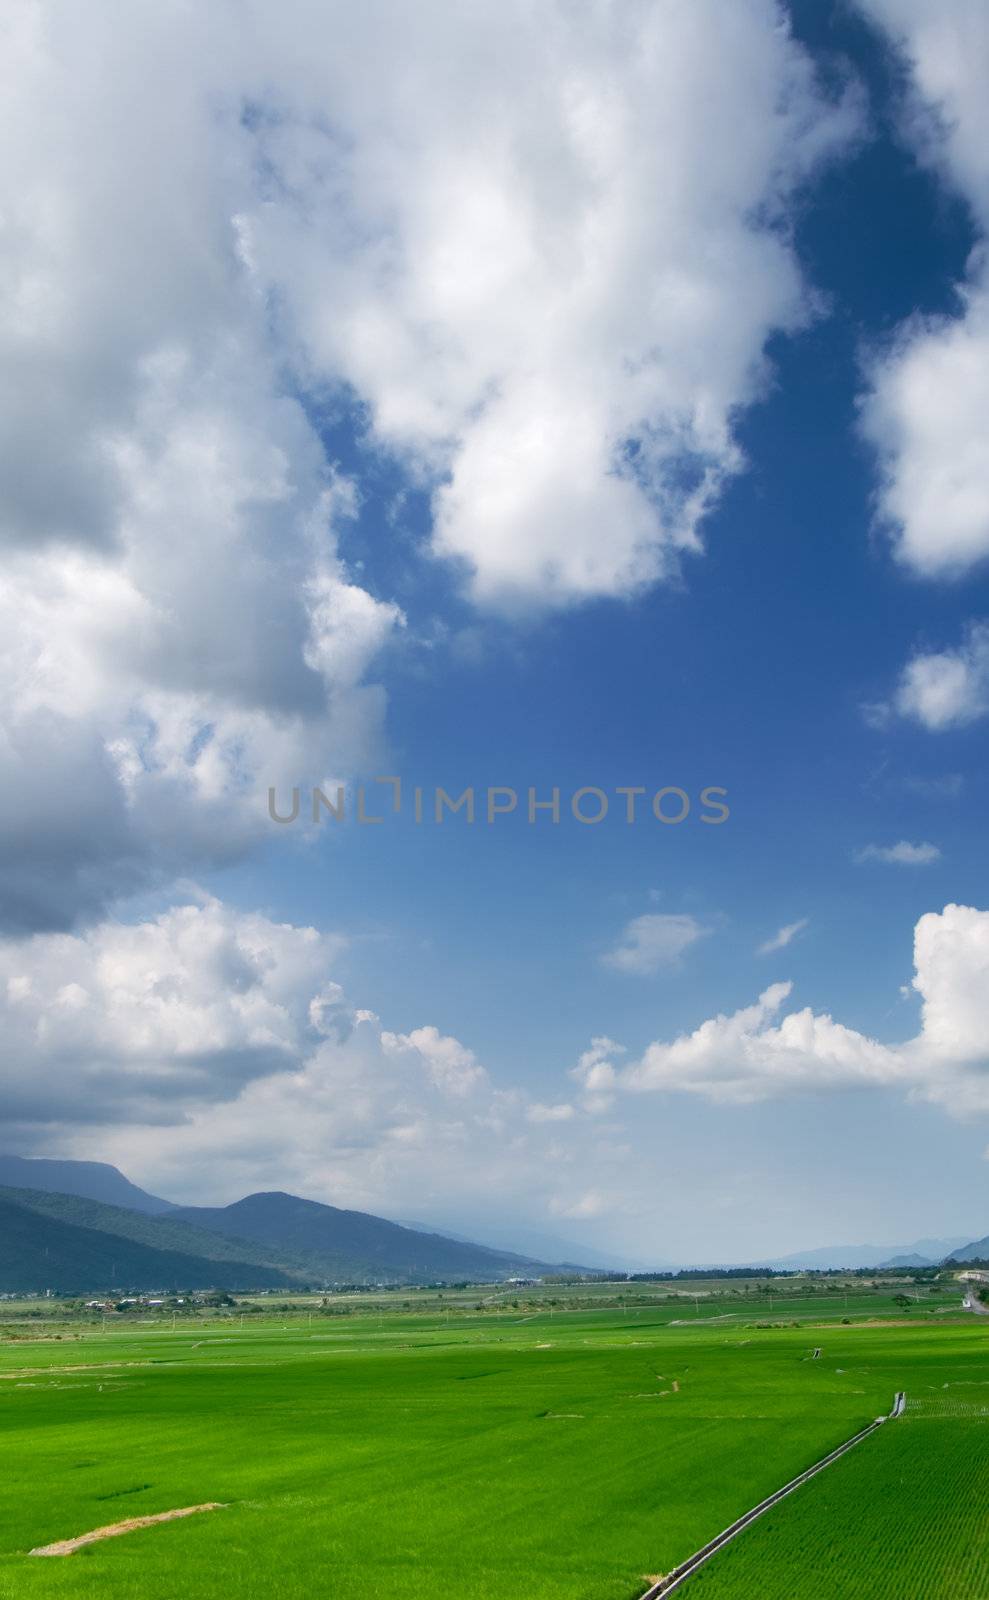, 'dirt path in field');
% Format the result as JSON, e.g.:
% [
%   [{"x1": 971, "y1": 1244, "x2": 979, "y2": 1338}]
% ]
[
  {"x1": 29, "y1": 1504, "x2": 225, "y2": 1556},
  {"x1": 638, "y1": 1392, "x2": 905, "y2": 1597},
  {"x1": 0, "y1": 1361, "x2": 162, "y2": 1379}
]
